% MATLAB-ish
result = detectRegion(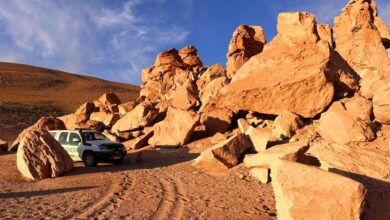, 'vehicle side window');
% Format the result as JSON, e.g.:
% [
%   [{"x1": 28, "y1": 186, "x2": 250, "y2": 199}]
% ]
[
  {"x1": 69, "y1": 133, "x2": 81, "y2": 144},
  {"x1": 58, "y1": 132, "x2": 69, "y2": 143}
]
